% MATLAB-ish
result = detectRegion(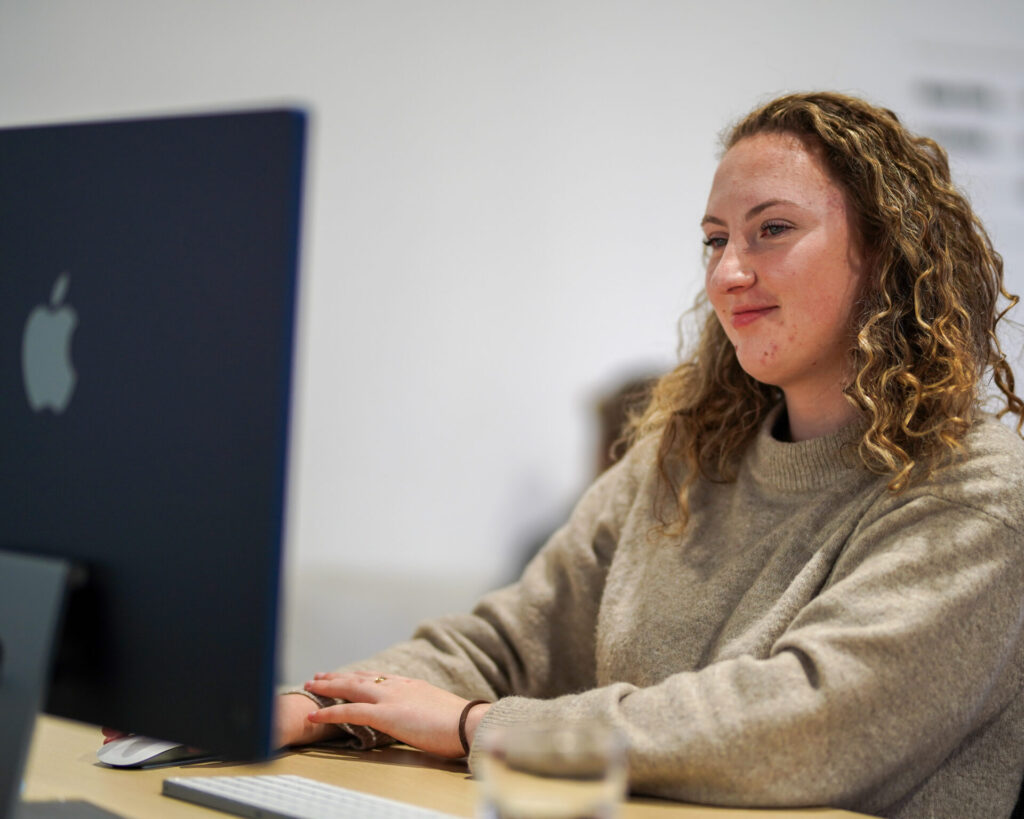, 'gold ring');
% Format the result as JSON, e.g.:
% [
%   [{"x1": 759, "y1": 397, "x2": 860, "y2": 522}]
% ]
[{"x1": 374, "y1": 675, "x2": 386, "y2": 683}]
